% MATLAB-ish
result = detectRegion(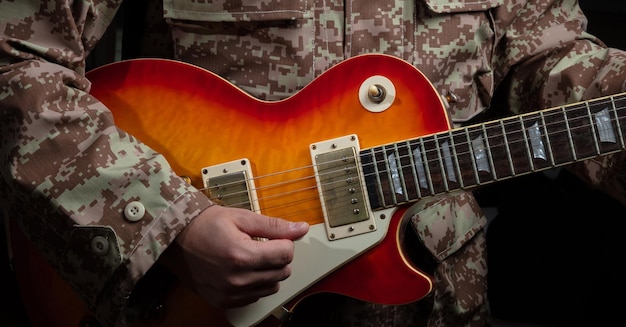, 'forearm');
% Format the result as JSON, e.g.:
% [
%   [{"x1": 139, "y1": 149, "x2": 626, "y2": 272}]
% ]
[
  {"x1": 492, "y1": 0, "x2": 626, "y2": 205},
  {"x1": 1, "y1": 1, "x2": 213, "y2": 325}
]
